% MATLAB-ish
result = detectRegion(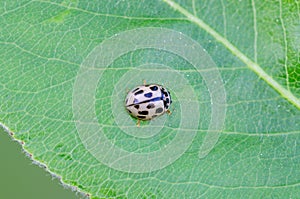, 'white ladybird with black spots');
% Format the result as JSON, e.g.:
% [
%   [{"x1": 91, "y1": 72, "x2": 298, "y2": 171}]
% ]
[{"x1": 125, "y1": 84, "x2": 172, "y2": 121}]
